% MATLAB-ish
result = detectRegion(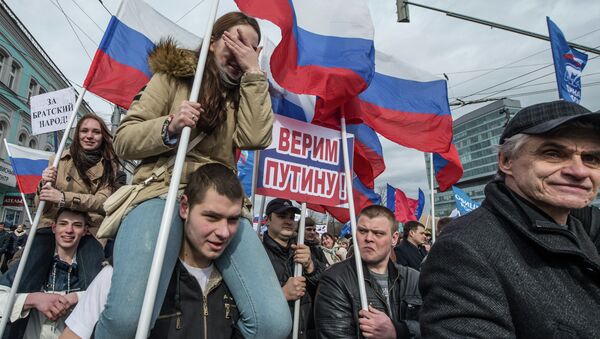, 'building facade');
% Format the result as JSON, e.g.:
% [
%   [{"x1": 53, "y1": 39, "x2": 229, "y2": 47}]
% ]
[
  {"x1": 426, "y1": 99, "x2": 522, "y2": 217},
  {"x1": 0, "y1": 1, "x2": 92, "y2": 227}
]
